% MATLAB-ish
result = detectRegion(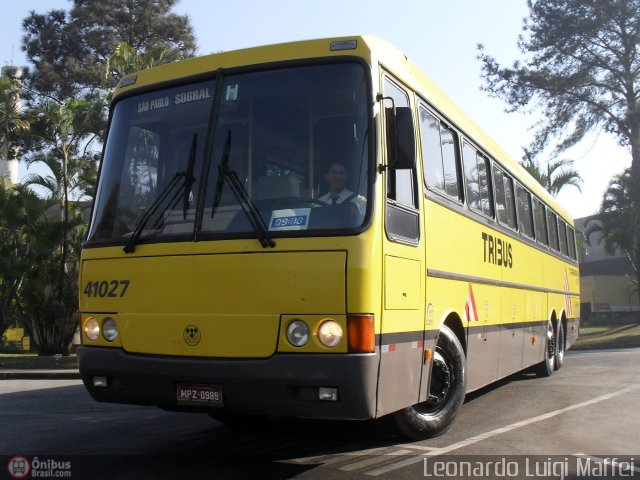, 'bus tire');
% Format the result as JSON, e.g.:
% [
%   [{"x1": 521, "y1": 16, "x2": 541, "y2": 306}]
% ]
[
  {"x1": 391, "y1": 325, "x2": 466, "y2": 440},
  {"x1": 534, "y1": 321, "x2": 556, "y2": 377},
  {"x1": 554, "y1": 321, "x2": 565, "y2": 370}
]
